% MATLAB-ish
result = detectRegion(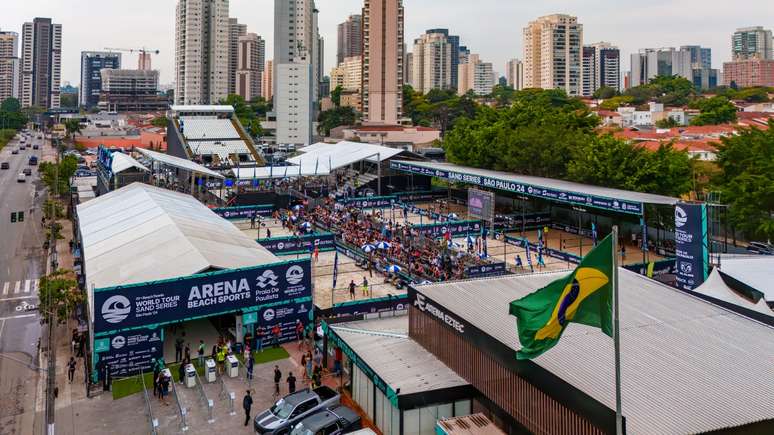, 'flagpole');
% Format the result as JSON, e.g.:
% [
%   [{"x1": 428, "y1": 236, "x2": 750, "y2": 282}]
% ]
[{"x1": 612, "y1": 225, "x2": 623, "y2": 435}]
